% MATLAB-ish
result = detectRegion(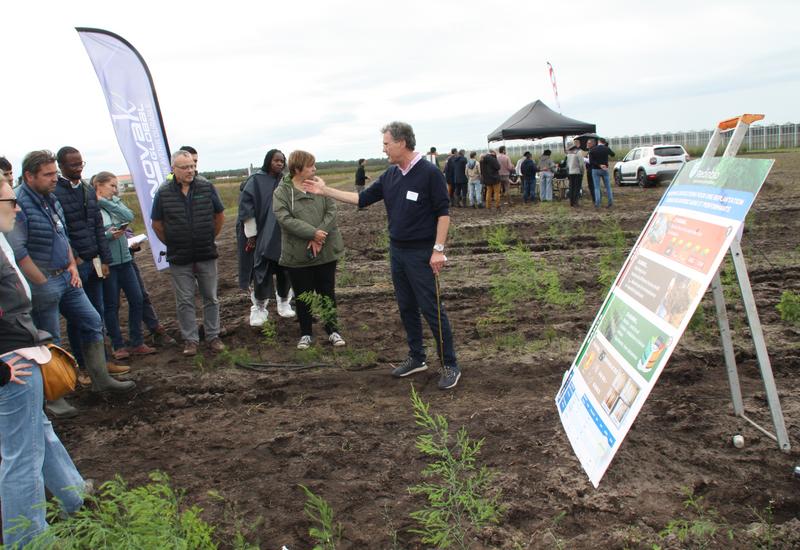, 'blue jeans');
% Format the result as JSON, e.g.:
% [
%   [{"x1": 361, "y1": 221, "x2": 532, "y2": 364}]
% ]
[
  {"x1": 131, "y1": 257, "x2": 160, "y2": 332},
  {"x1": 0, "y1": 354, "x2": 84, "y2": 547},
  {"x1": 390, "y1": 244, "x2": 457, "y2": 367},
  {"x1": 468, "y1": 181, "x2": 482, "y2": 206},
  {"x1": 30, "y1": 271, "x2": 104, "y2": 347},
  {"x1": 104, "y1": 261, "x2": 145, "y2": 350},
  {"x1": 66, "y1": 261, "x2": 104, "y2": 367},
  {"x1": 592, "y1": 168, "x2": 613, "y2": 207},
  {"x1": 539, "y1": 172, "x2": 553, "y2": 201},
  {"x1": 522, "y1": 177, "x2": 536, "y2": 202}
]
